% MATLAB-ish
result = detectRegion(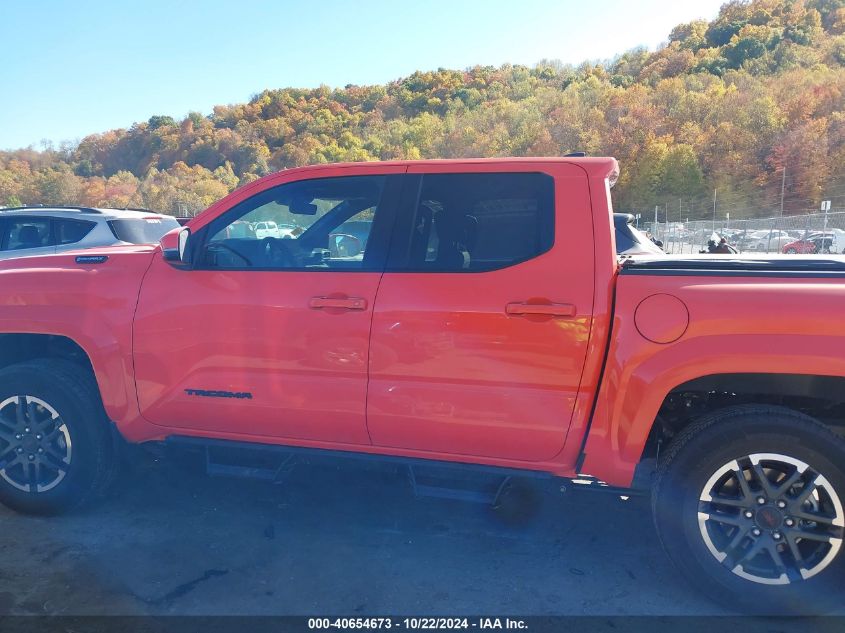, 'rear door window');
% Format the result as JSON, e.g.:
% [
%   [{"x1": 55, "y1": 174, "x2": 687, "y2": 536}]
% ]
[
  {"x1": 55, "y1": 219, "x2": 96, "y2": 245},
  {"x1": 390, "y1": 172, "x2": 554, "y2": 272}
]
